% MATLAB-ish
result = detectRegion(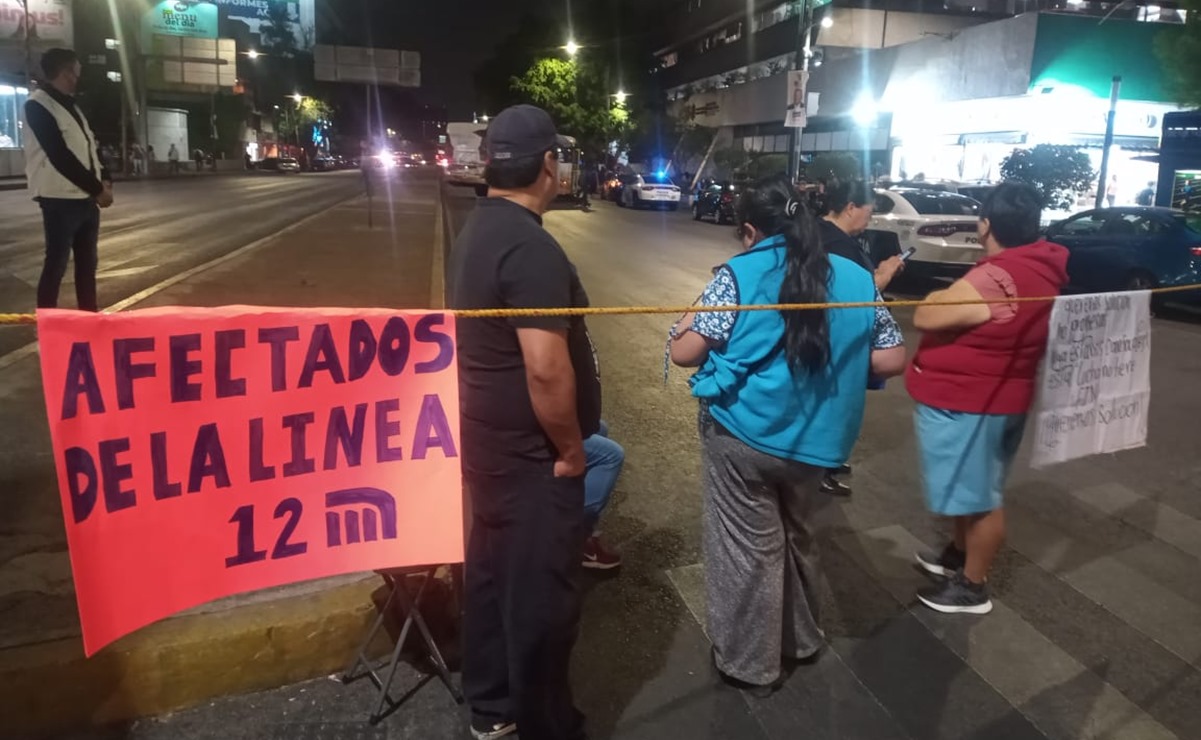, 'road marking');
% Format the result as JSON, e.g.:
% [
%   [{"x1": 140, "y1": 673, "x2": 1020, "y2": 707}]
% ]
[
  {"x1": 836, "y1": 525, "x2": 1178, "y2": 740},
  {"x1": 0, "y1": 191, "x2": 365, "y2": 372},
  {"x1": 430, "y1": 181, "x2": 448, "y2": 309}
]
